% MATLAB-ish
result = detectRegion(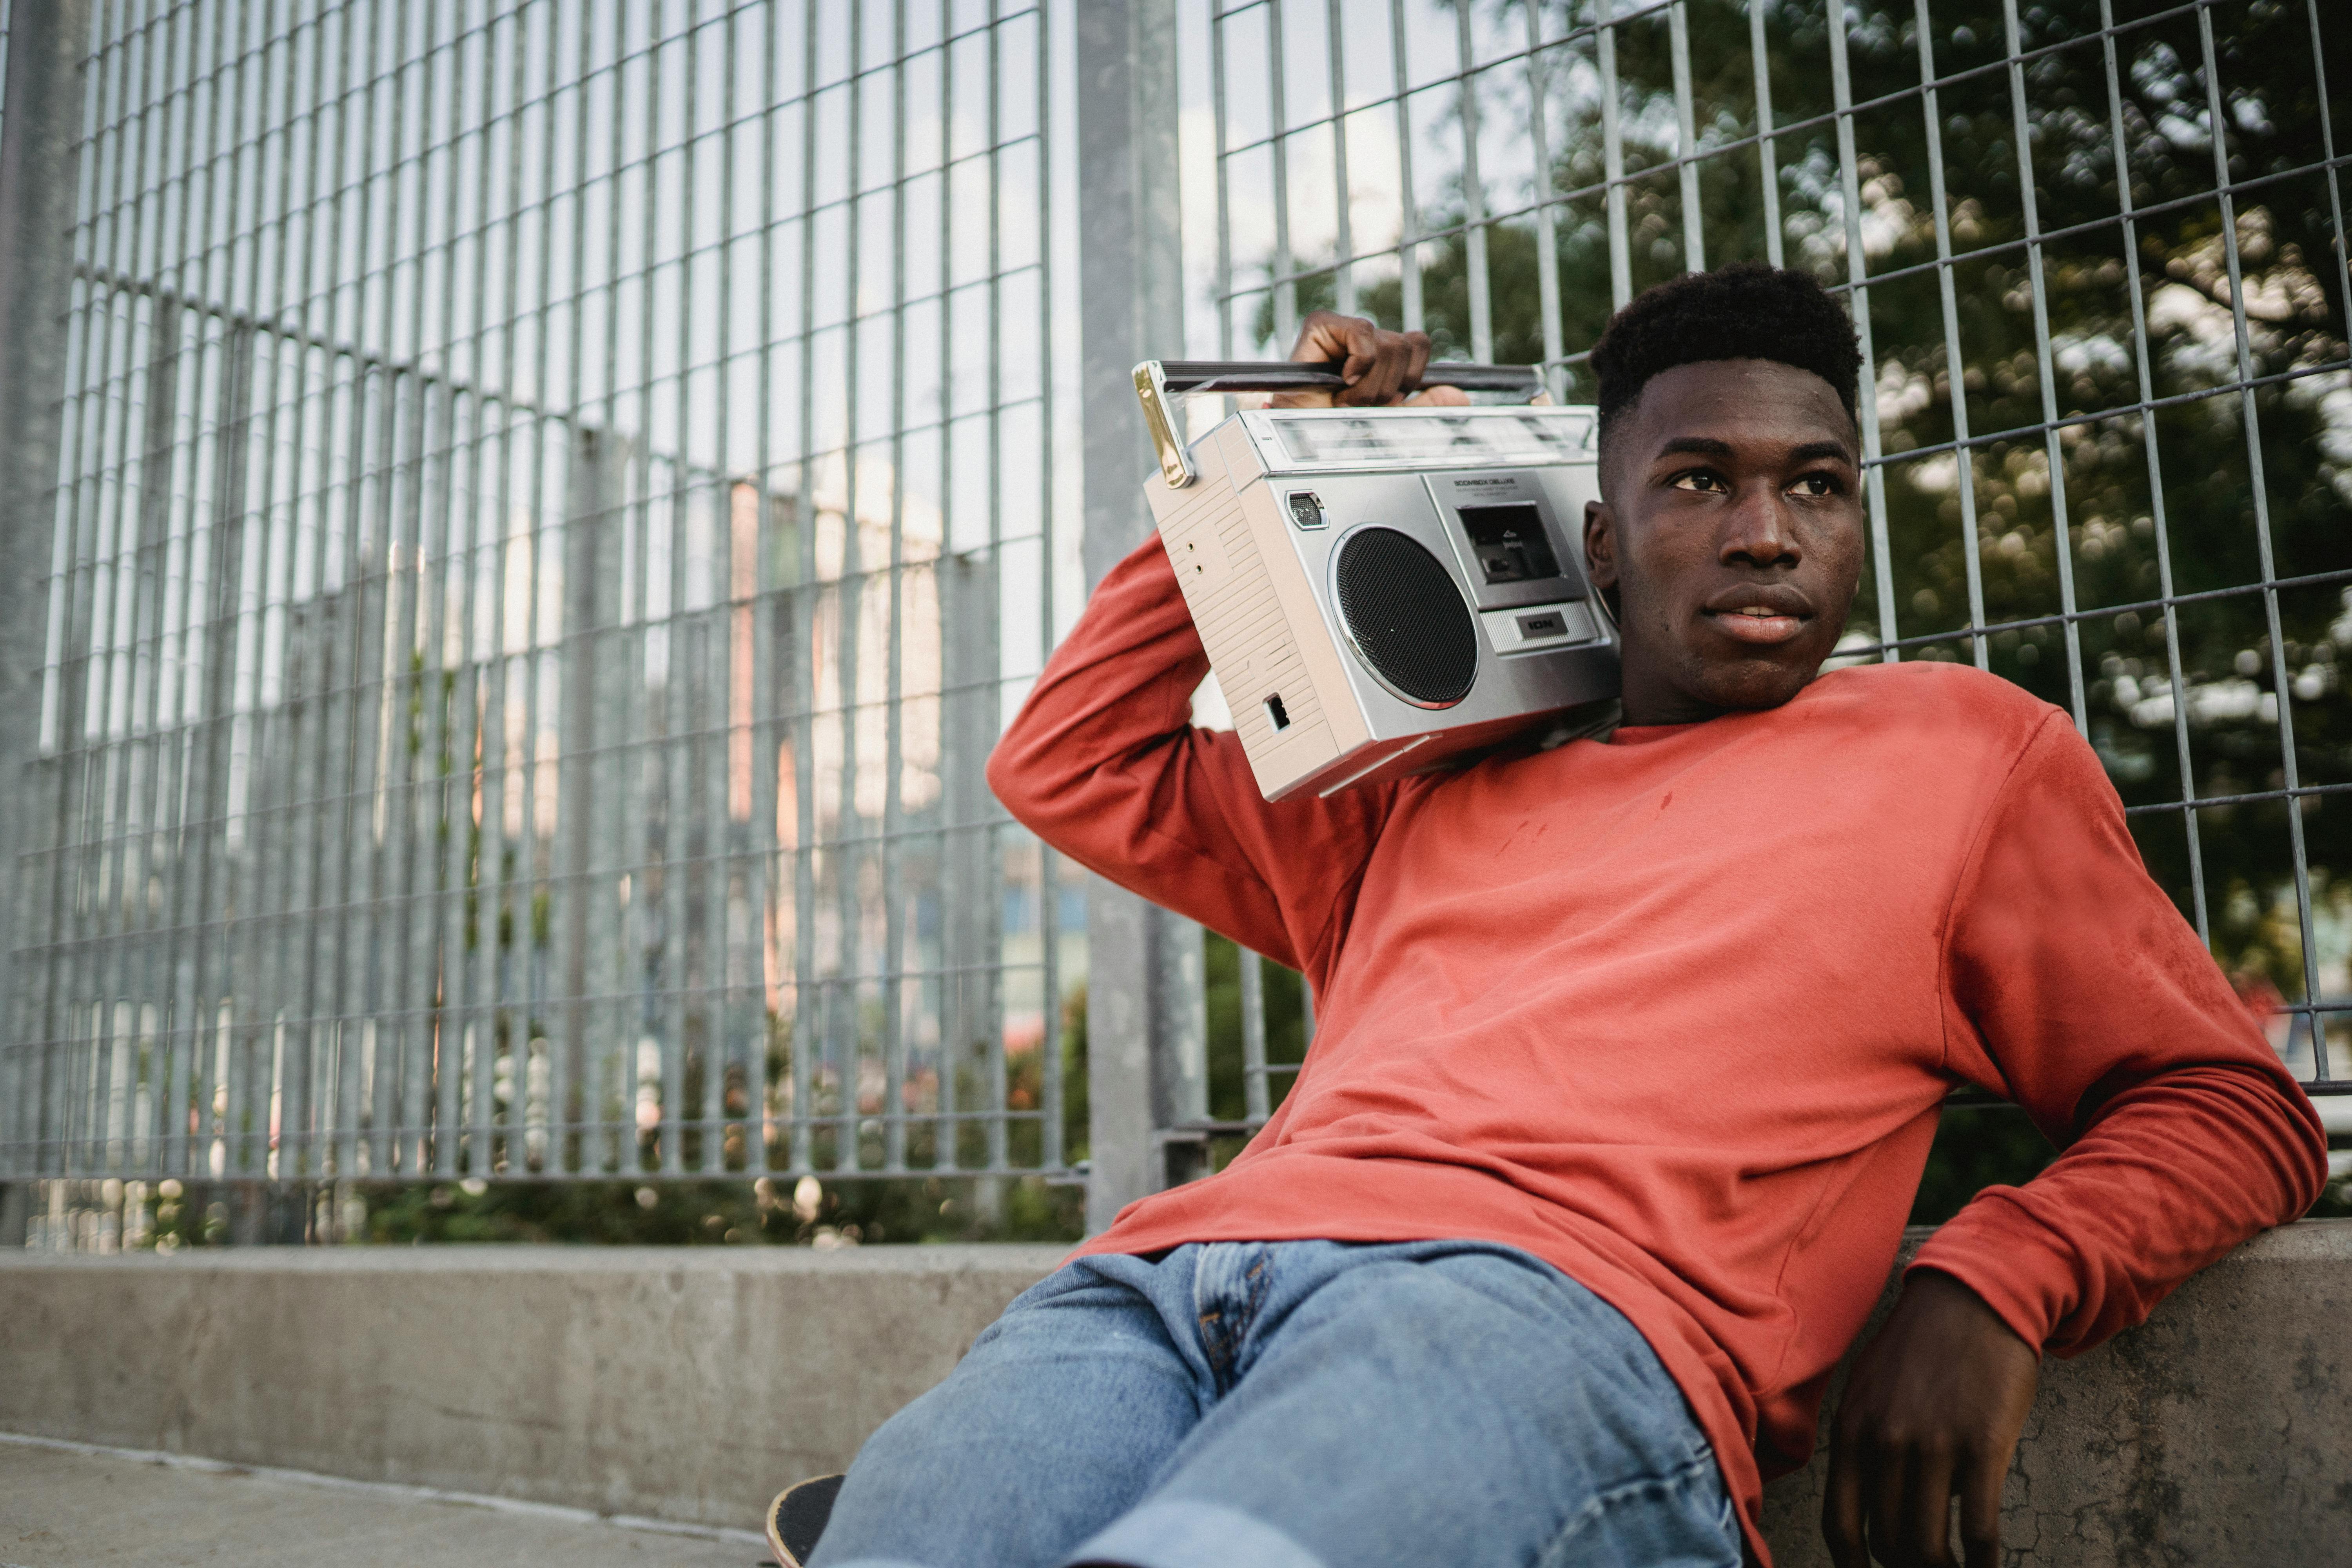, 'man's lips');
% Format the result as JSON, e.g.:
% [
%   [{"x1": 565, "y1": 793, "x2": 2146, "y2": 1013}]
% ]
[
  {"x1": 1699, "y1": 589, "x2": 1815, "y2": 647},
  {"x1": 1704, "y1": 606, "x2": 1809, "y2": 644}
]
